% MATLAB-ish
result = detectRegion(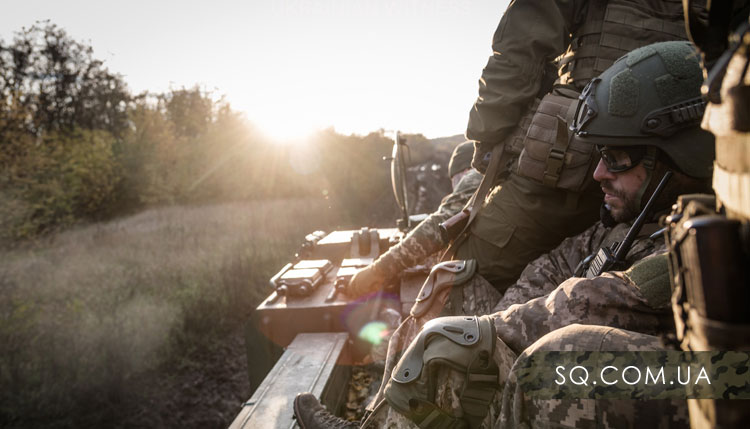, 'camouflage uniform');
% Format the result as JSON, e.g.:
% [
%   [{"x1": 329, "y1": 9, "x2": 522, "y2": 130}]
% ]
[
  {"x1": 455, "y1": 0, "x2": 702, "y2": 293},
  {"x1": 374, "y1": 169, "x2": 481, "y2": 276},
  {"x1": 372, "y1": 326, "x2": 689, "y2": 429},
  {"x1": 368, "y1": 38, "x2": 715, "y2": 428},
  {"x1": 367, "y1": 227, "x2": 680, "y2": 428},
  {"x1": 367, "y1": 265, "x2": 501, "y2": 418},
  {"x1": 495, "y1": 325, "x2": 688, "y2": 429},
  {"x1": 495, "y1": 220, "x2": 663, "y2": 311}
]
